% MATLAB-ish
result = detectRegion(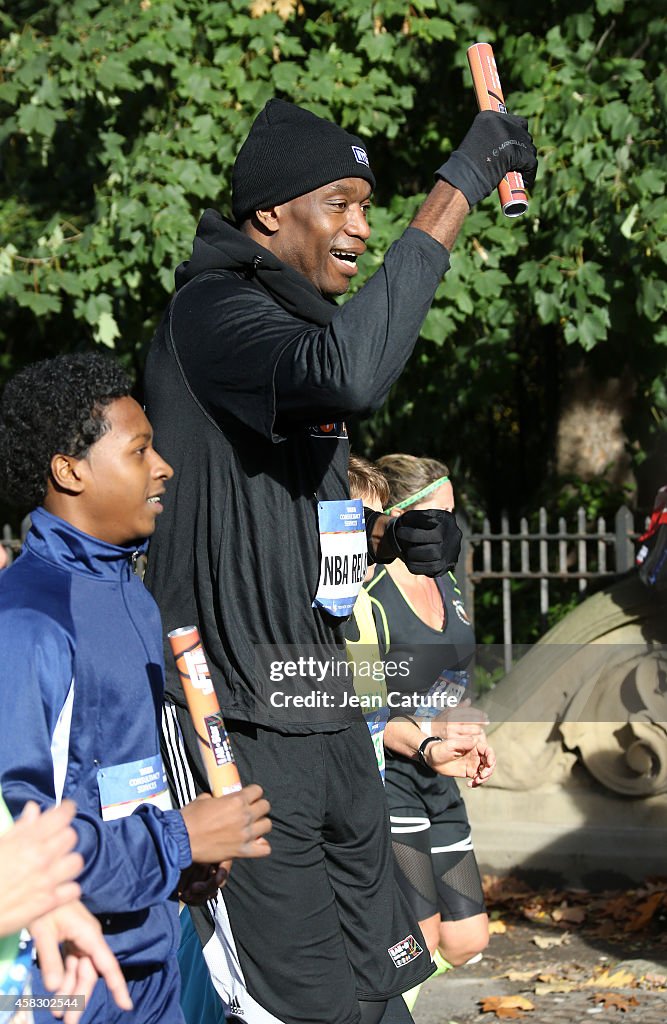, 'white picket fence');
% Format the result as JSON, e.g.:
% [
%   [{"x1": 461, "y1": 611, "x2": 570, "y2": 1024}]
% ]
[{"x1": 458, "y1": 505, "x2": 642, "y2": 671}]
